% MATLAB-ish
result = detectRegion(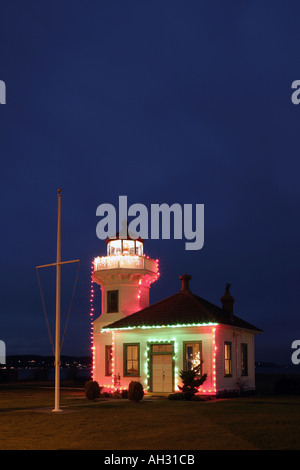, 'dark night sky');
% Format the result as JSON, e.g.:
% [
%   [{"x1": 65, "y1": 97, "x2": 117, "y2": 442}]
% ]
[{"x1": 0, "y1": 1, "x2": 299, "y2": 365}]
